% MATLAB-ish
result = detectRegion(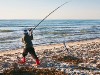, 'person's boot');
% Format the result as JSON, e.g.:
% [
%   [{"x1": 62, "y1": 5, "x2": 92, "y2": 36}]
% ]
[
  {"x1": 36, "y1": 59, "x2": 40, "y2": 65},
  {"x1": 18, "y1": 57, "x2": 26, "y2": 64},
  {"x1": 32, "y1": 59, "x2": 40, "y2": 67}
]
